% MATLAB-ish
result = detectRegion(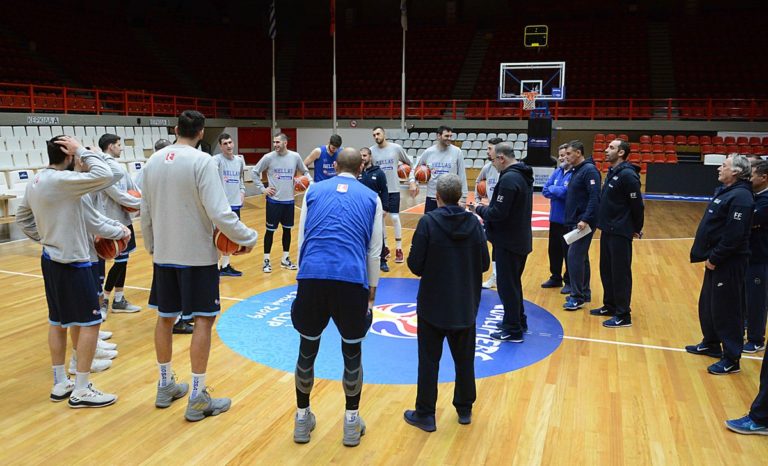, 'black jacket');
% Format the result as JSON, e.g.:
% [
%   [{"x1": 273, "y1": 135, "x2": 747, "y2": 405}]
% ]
[
  {"x1": 407, "y1": 205, "x2": 490, "y2": 329},
  {"x1": 597, "y1": 161, "x2": 645, "y2": 239},
  {"x1": 475, "y1": 162, "x2": 533, "y2": 255},
  {"x1": 690, "y1": 179, "x2": 754, "y2": 265},
  {"x1": 564, "y1": 159, "x2": 601, "y2": 228},
  {"x1": 749, "y1": 189, "x2": 768, "y2": 264},
  {"x1": 359, "y1": 164, "x2": 389, "y2": 211}
]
